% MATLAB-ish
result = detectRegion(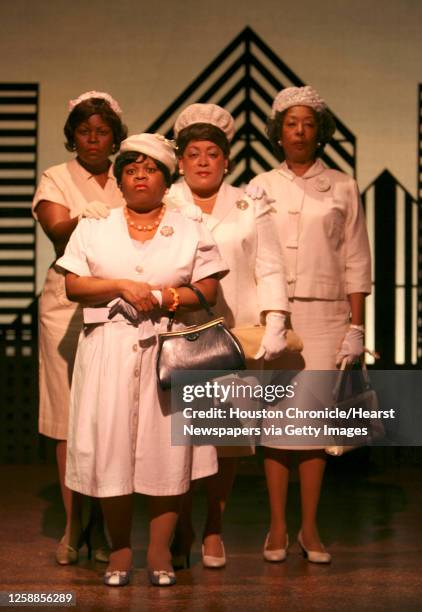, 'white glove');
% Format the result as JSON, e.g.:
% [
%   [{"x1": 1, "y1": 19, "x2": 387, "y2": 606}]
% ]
[
  {"x1": 79, "y1": 200, "x2": 111, "y2": 220},
  {"x1": 245, "y1": 183, "x2": 266, "y2": 200},
  {"x1": 163, "y1": 193, "x2": 202, "y2": 221},
  {"x1": 255, "y1": 313, "x2": 288, "y2": 361},
  {"x1": 107, "y1": 291, "x2": 163, "y2": 323},
  {"x1": 178, "y1": 203, "x2": 203, "y2": 222},
  {"x1": 244, "y1": 184, "x2": 275, "y2": 205},
  {"x1": 335, "y1": 325, "x2": 364, "y2": 366},
  {"x1": 108, "y1": 298, "x2": 139, "y2": 323}
]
